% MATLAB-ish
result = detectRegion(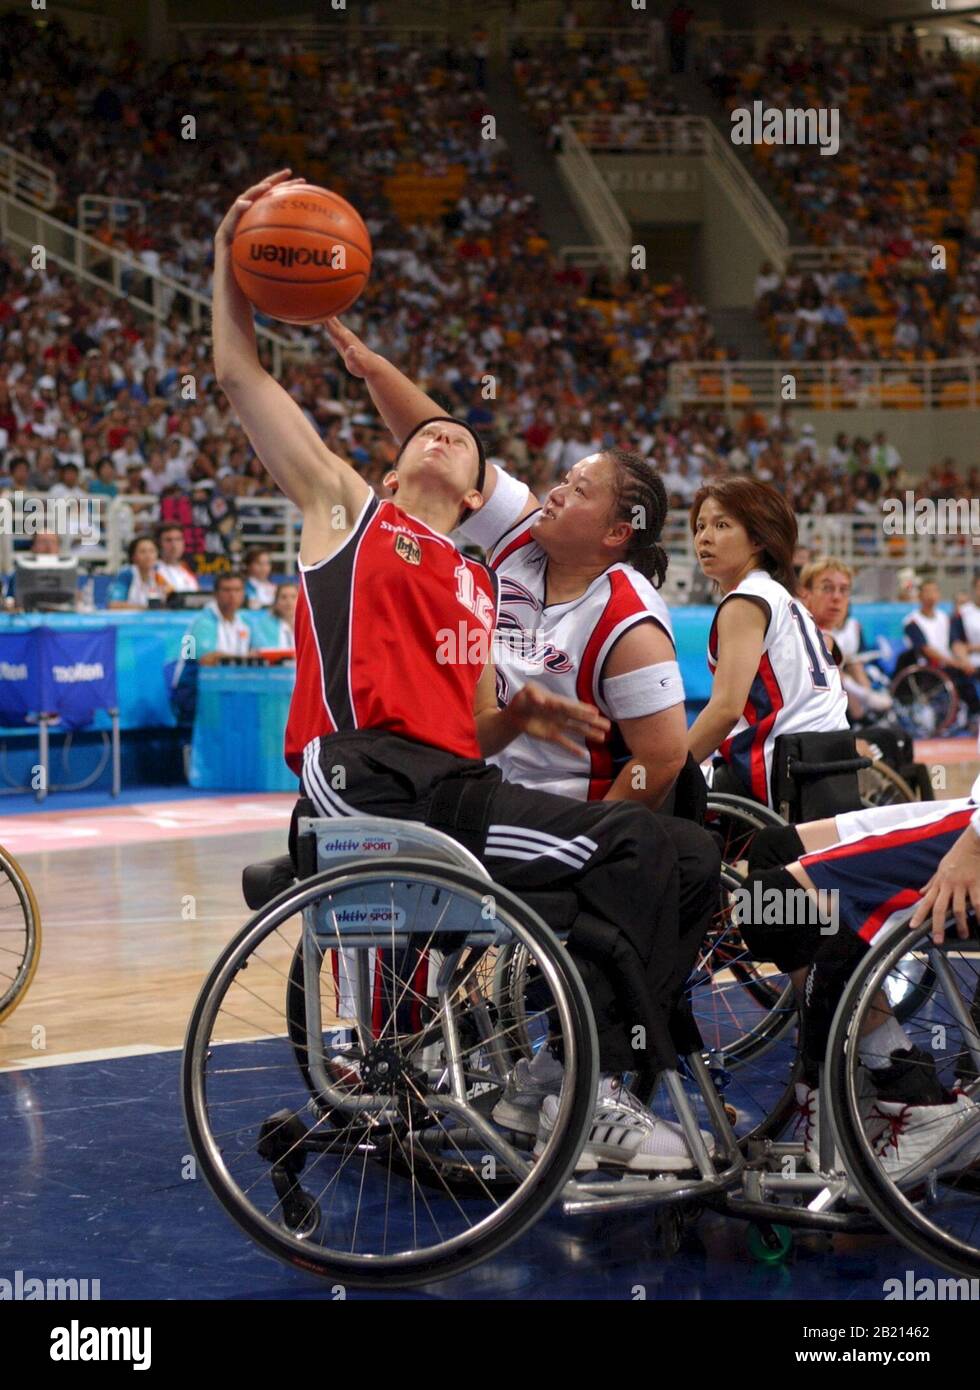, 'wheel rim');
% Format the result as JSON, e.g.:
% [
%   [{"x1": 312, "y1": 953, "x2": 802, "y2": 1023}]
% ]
[
  {"x1": 687, "y1": 868, "x2": 800, "y2": 1145},
  {"x1": 0, "y1": 846, "x2": 41, "y2": 1024},
  {"x1": 183, "y1": 861, "x2": 595, "y2": 1282},
  {"x1": 829, "y1": 919, "x2": 980, "y2": 1279}
]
